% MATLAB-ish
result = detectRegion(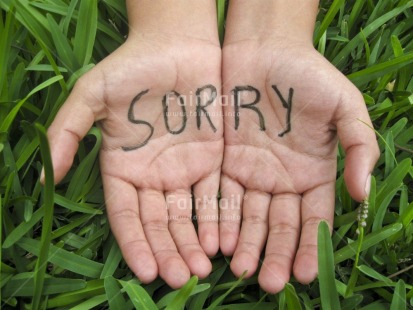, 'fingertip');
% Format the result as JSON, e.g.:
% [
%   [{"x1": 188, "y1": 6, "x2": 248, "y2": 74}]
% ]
[
  {"x1": 127, "y1": 246, "x2": 158, "y2": 284},
  {"x1": 163, "y1": 258, "x2": 191, "y2": 289},
  {"x1": 189, "y1": 252, "x2": 212, "y2": 279},
  {"x1": 219, "y1": 231, "x2": 238, "y2": 256},
  {"x1": 343, "y1": 147, "x2": 374, "y2": 202},
  {"x1": 134, "y1": 259, "x2": 158, "y2": 284},
  {"x1": 219, "y1": 212, "x2": 241, "y2": 256},
  {"x1": 293, "y1": 253, "x2": 318, "y2": 284},
  {"x1": 47, "y1": 128, "x2": 79, "y2": 184},
  {"x1": 230, "y1": 252, "x2": 256, "y2": 278},
  {"x1": 200, "y1": 228, "x2": 219, "y2": 257},
  {"x1": 258, "y1": 264, "x2": 289, "y2": 294}
]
